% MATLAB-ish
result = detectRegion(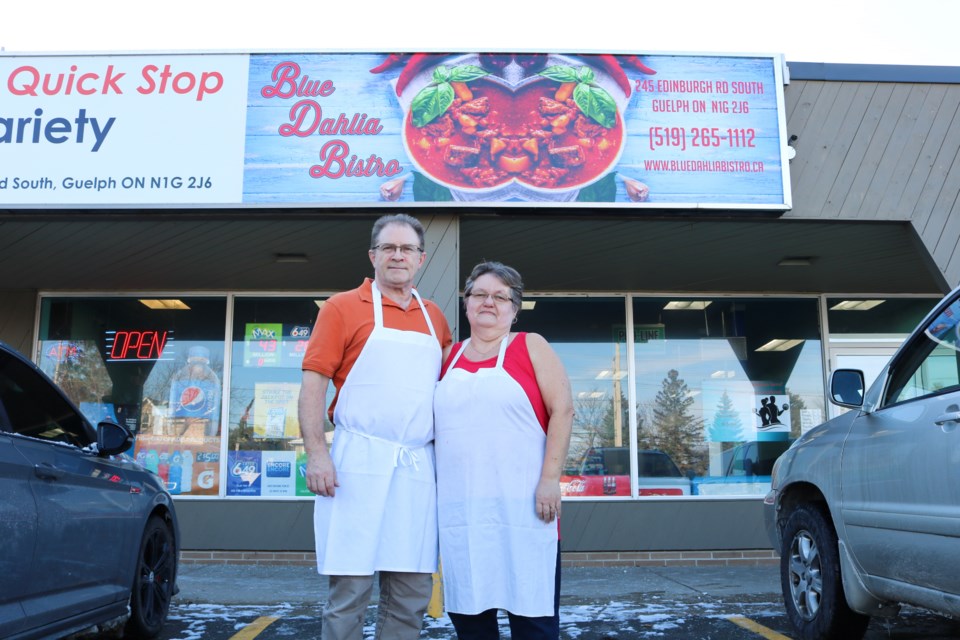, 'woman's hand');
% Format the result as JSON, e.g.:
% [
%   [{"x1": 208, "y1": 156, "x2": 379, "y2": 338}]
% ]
[{"x1": 536, "y1": 477, "x2": 562, "y2": 523}]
